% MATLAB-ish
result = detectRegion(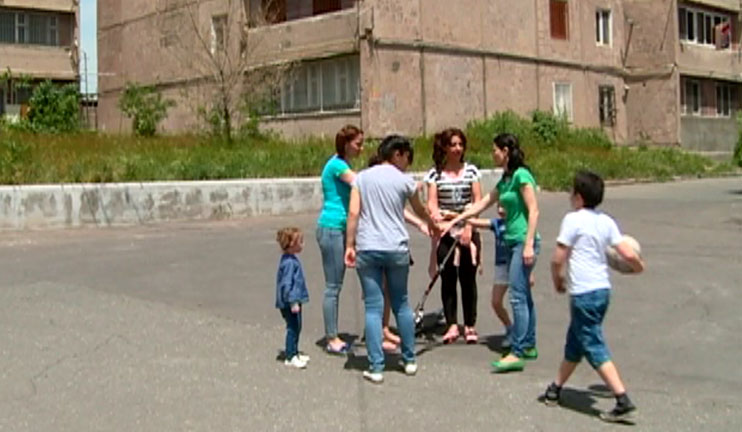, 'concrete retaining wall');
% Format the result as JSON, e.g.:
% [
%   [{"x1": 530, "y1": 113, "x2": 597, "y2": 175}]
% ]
[{"x1": 0, "y1": 169, "x2": 503, "y2": 230}]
